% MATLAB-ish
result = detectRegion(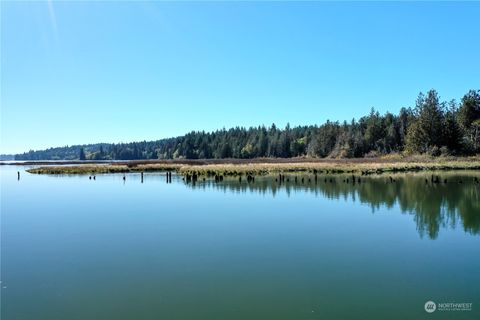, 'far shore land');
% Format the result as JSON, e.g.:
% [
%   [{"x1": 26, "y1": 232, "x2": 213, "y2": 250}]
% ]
[{"x1": 10, "y1": 155, "x2": 480, "y2": 176}]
